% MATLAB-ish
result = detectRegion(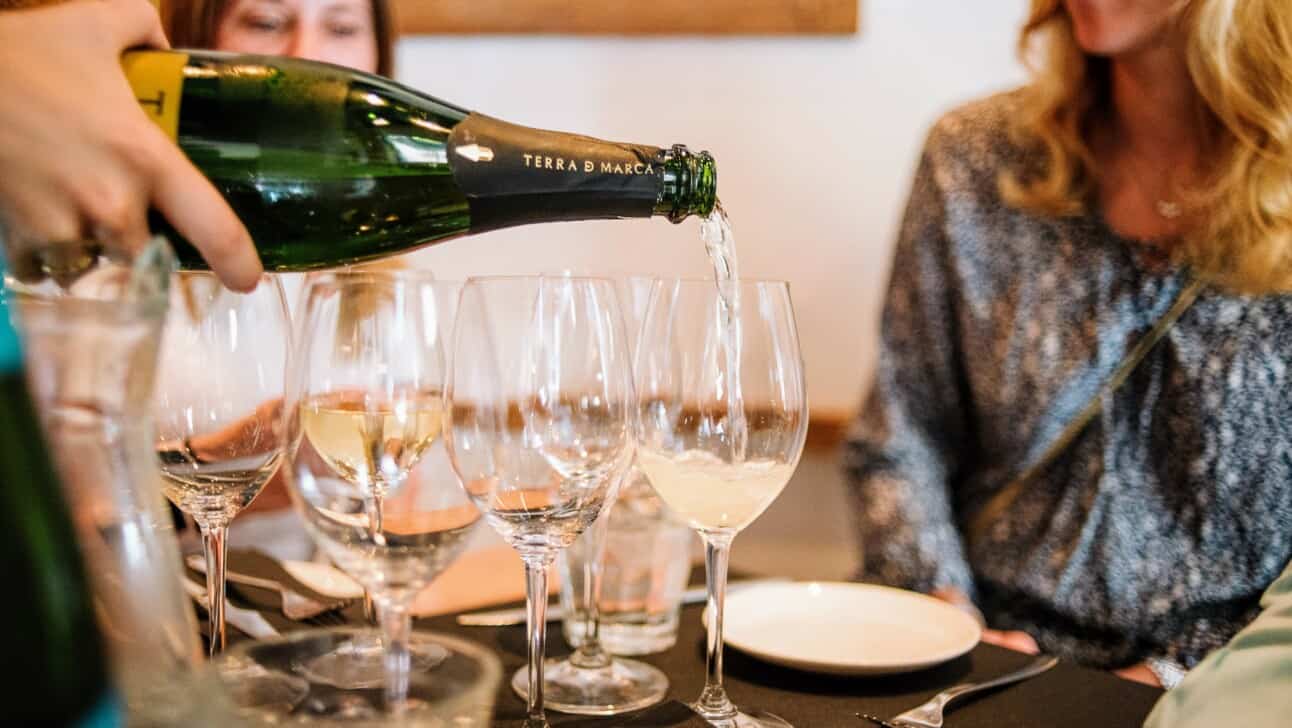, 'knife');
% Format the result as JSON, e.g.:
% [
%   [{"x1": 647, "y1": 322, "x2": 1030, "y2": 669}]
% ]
[
  {"x1": 182, "y1": 577, "x2": 282, "y2": 640},
  {"x1": 455, "y1": 578, "x2": 787, "y2": 627}
]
